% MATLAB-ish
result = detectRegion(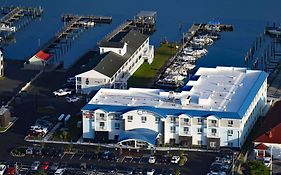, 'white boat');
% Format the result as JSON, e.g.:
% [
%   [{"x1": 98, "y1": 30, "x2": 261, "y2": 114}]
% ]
[
  {"x1": 267, "y1": 28, "x2": 281, "y2": 36},
  {"x1": 0, "y1": 23, "x2": 16, "y2": 32}
]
